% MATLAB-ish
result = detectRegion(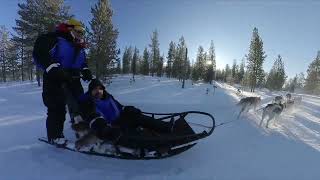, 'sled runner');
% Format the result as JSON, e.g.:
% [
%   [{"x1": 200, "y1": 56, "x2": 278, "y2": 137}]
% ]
[{"x1": 39, "y1": 111, "x2": 215, "y2": 160}]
